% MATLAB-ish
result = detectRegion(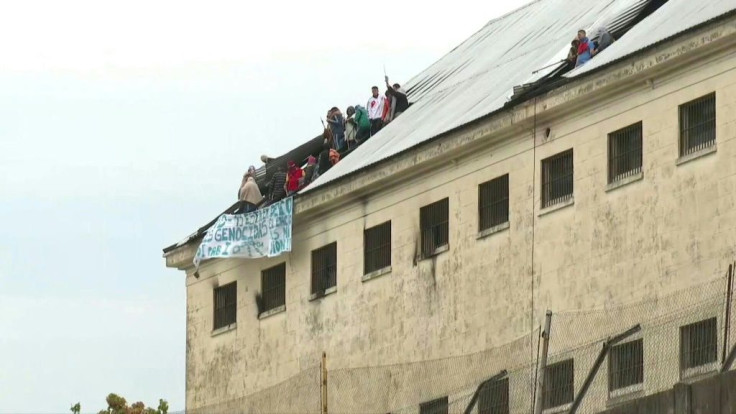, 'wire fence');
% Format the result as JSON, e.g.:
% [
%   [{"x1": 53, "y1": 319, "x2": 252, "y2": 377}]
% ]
[{"x1": 187, "y1": 268, "x2": 736, "y2": 414}]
